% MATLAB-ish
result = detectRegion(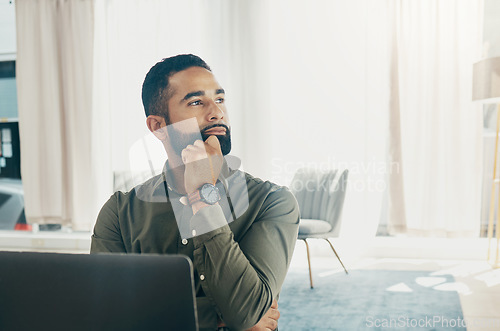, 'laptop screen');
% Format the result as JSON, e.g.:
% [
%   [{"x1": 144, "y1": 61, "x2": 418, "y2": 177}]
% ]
[{"x1": 0, "y1": 251, "x2": 198, "y2": 331}]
